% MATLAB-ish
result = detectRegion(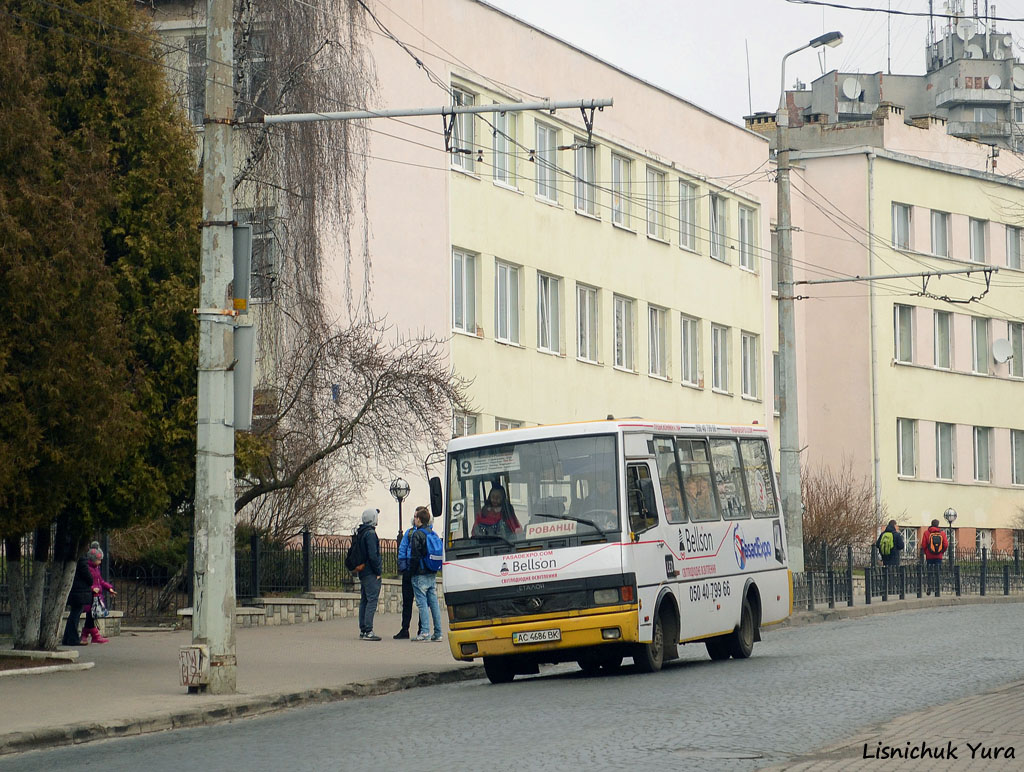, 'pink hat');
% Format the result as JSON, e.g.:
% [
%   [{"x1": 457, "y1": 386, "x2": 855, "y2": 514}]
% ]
[{"x1": 87, "y1": 547, "x2": 103, "y2": 564}]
